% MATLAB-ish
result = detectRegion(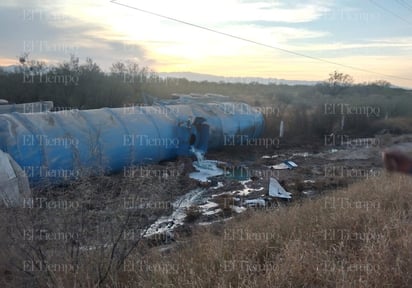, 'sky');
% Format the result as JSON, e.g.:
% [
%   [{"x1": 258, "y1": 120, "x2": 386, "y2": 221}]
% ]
[{"x1": 0, "y1": 0, "x2": 411, "y2": 87}]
